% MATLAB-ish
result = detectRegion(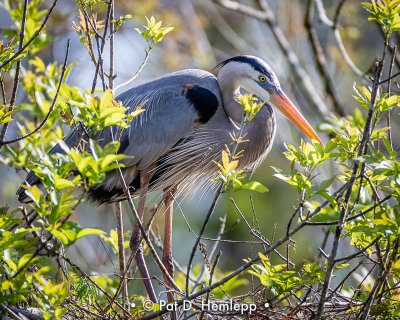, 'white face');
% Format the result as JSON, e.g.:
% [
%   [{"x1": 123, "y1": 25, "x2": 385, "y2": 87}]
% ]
[{"x1": 231, "y1": 61, "x2": 280, "y2": 102}]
